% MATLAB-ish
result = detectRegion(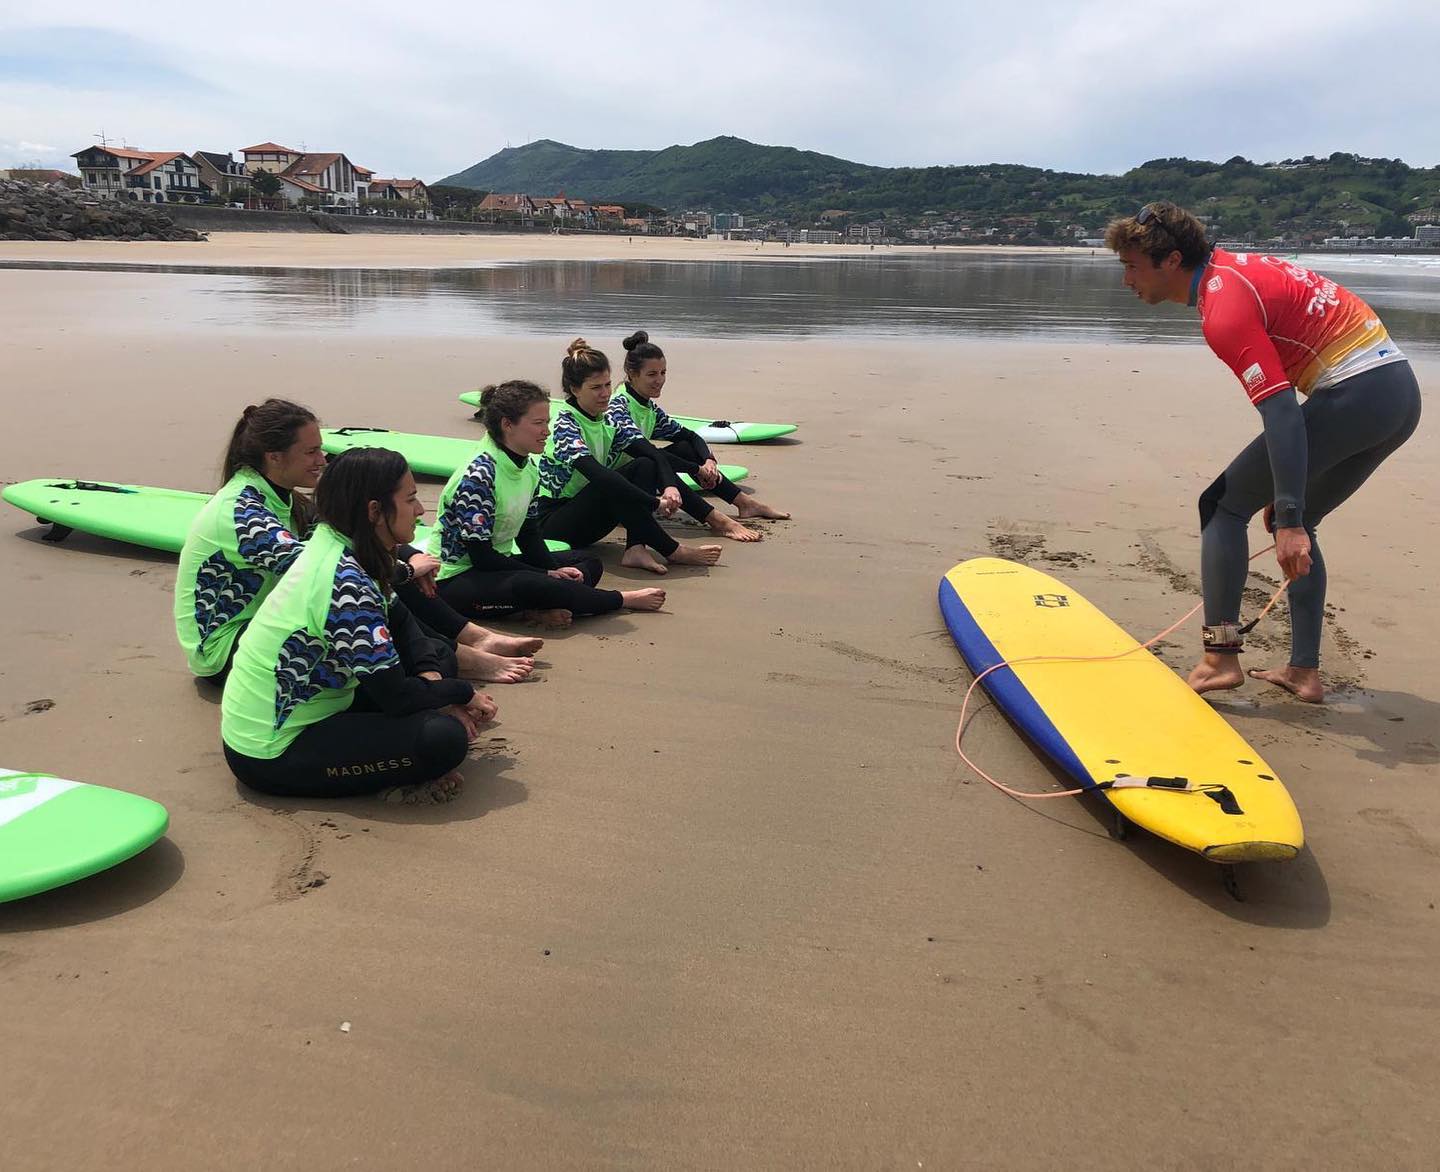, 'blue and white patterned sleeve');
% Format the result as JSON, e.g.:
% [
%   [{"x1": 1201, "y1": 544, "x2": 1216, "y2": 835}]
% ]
[
  {"x1": 539, "y1": 412, "x2": 592, "y2": 497},
  {"x1": 650, "y1": 403, "x2": 684, "y2": 442},
  {"x1": 610, "y1": 410, "x2": 646, "y2": 459},
  {"x1": 442, "y1": 453, "x2": 497, "y2": 559},
  {"x1": 324, "y1": 557, "x2": 401, "y2": 679},
  {"x1": 234, "y1": 486, "x2": 304, "y2": 576}
]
